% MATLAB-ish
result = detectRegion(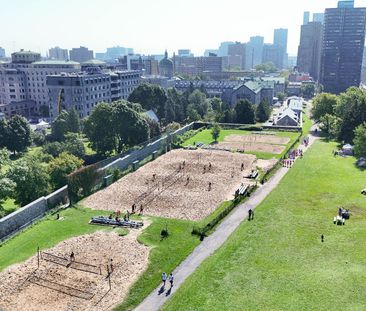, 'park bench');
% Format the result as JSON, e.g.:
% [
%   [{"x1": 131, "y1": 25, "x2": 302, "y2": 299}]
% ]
[
  {"x1": 239, "y1": 184, "x2": 249, "y2": 195},
  {"x1": 247, "y1": 170, "x2": 259, "y2": 179}
]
